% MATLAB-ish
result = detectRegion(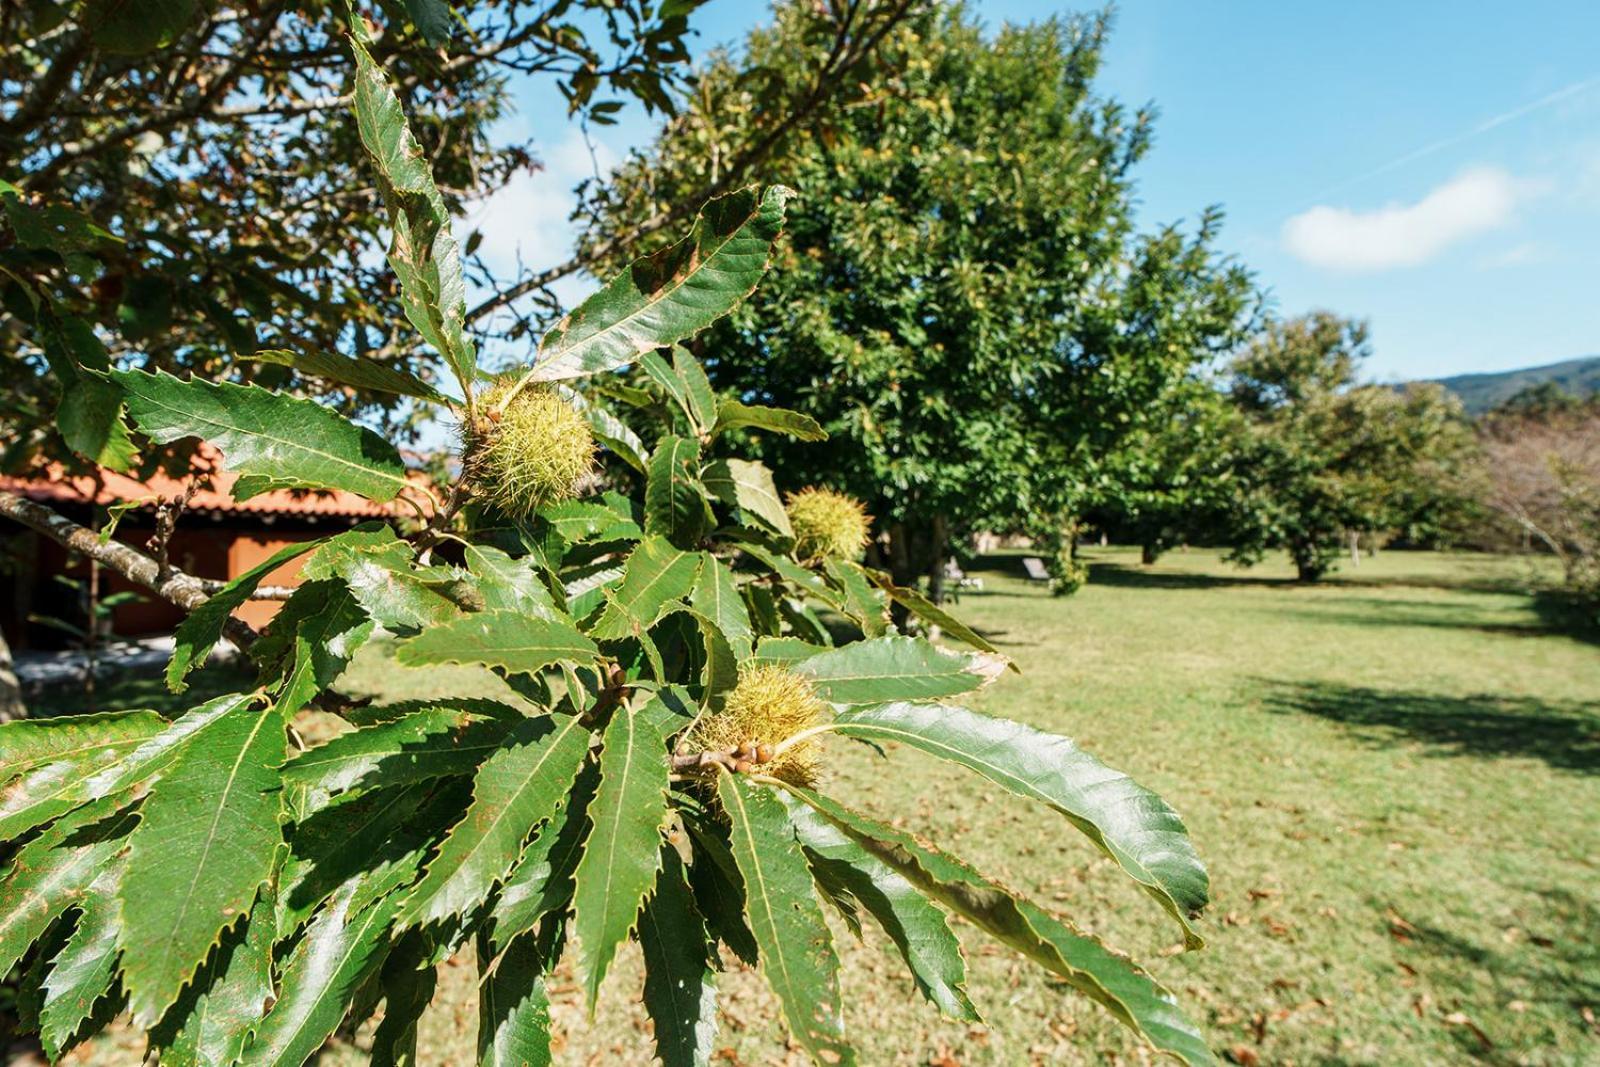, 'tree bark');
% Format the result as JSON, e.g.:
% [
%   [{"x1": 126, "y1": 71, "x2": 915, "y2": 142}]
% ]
[
  {"x1": 1141, "y1": 543, "x2": 1159, "y2": 566},
  {"x1": 1348, "y1": 529, "x2": 1361, "y2": 567},
  {"x1": 0, "y1": 627, "x2": 25, "y2": 722},
  {"x1": 926, "y1": 514, "x2": 948, "y2": 607}
]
